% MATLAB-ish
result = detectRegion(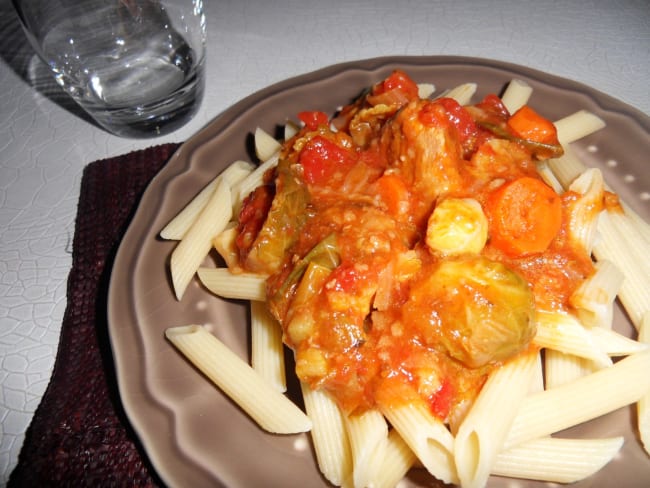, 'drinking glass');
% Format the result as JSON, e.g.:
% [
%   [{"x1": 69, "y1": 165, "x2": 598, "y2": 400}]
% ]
[{"x1": 13, "y1": 0, "x2": 207, "y2": 138}]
